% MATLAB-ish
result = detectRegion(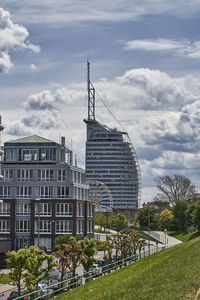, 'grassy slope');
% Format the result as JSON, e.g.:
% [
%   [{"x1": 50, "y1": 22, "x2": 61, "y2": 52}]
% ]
[
  {"x1": 55, "y1": 237, "x2": 200, "y2": 300},
  {"x1": 168, "y1": 230, "x2": 199, "y2": 242},
  {"x1": 0, "y1": 274, "x2": 12, "y2": 284}
]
